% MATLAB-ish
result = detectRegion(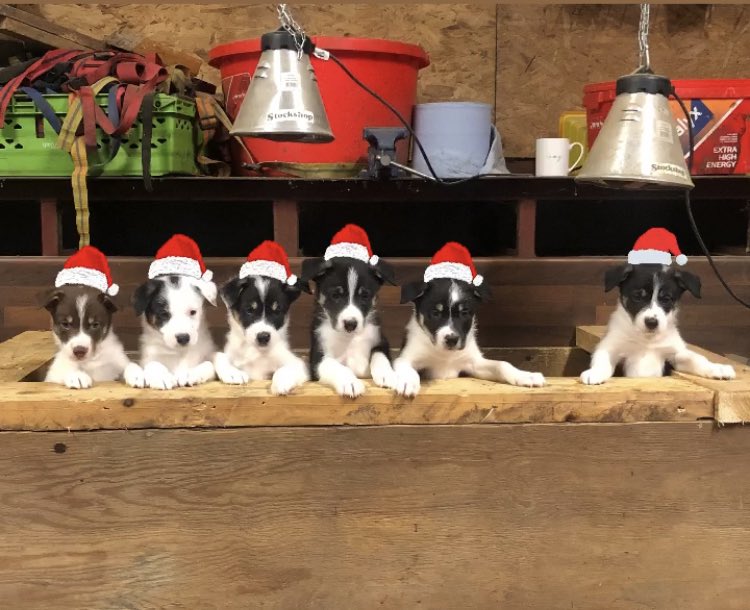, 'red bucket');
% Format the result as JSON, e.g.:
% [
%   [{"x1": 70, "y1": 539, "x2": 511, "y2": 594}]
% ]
[
  {"x1": 209, "y1": 36, "x2": 430, "y2": 176},
  {"x1": 583, "y1": 79, "x2": 750, "y2": 175}
]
